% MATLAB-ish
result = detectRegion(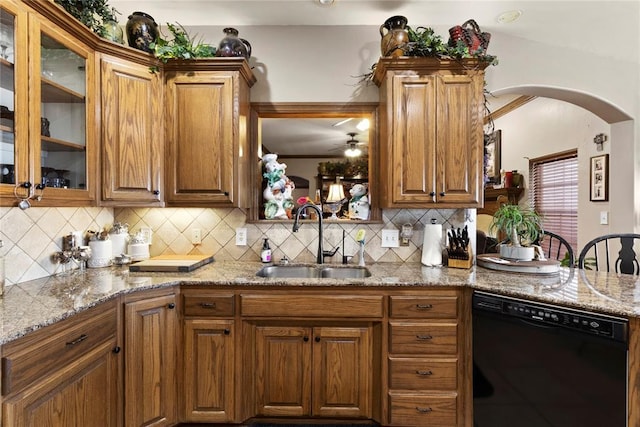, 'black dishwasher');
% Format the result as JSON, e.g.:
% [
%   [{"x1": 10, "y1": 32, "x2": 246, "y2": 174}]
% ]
[{"x1": 473, "y1": 291, "x2": 628, "y2": 427}]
